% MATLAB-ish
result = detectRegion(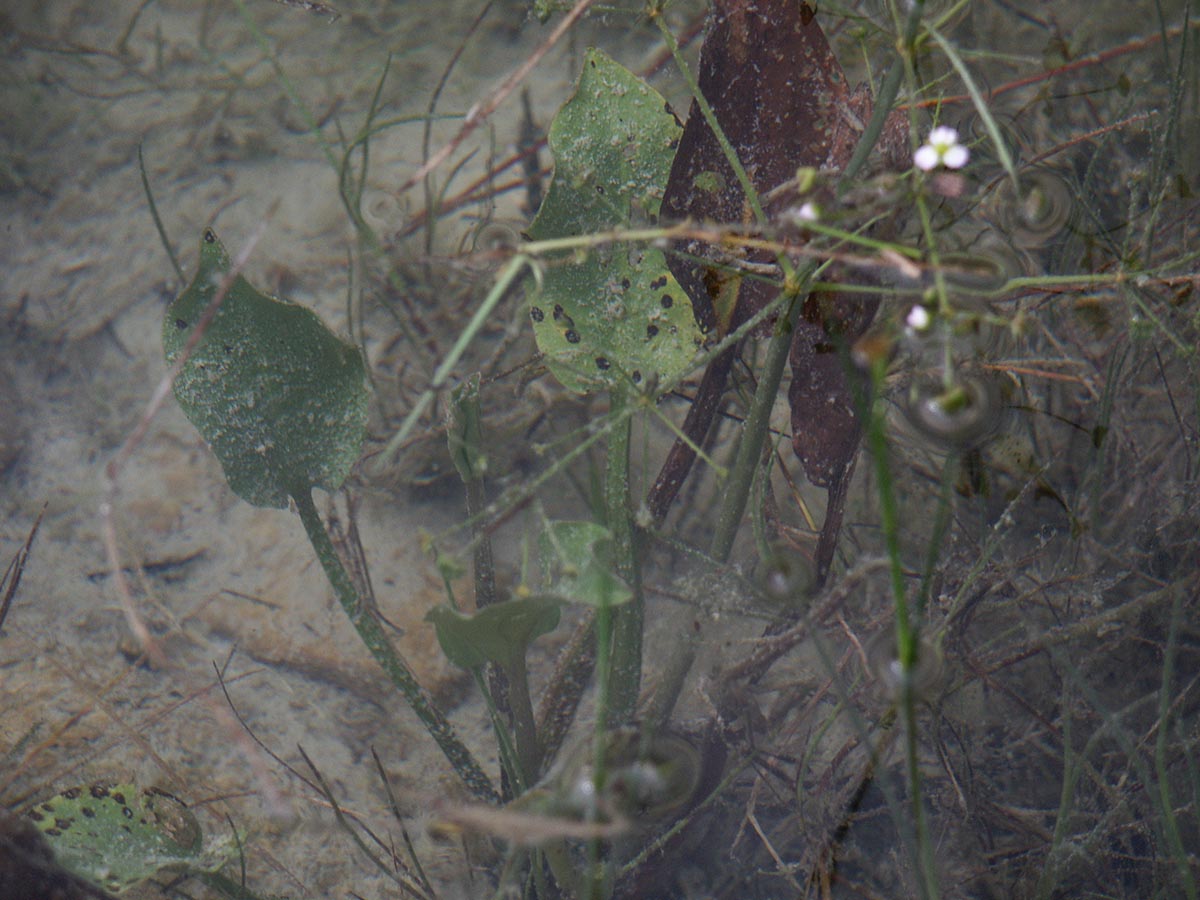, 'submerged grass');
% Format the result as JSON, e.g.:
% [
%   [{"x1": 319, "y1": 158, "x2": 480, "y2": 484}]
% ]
[
  {"x1": 175, "y1": 0, "x2": 1200, "y2": 892},
  {"x1": 4, "y1": 0, "x2": 1199, "y2": 897}
]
